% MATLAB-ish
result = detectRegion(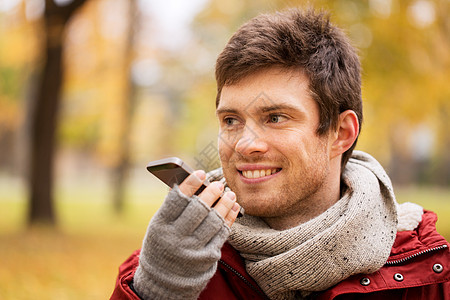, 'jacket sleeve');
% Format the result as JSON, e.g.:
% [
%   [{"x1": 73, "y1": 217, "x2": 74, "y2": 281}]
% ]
[{"x1": 110, "y1": 250, "x2": 142, "y2": 300}]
